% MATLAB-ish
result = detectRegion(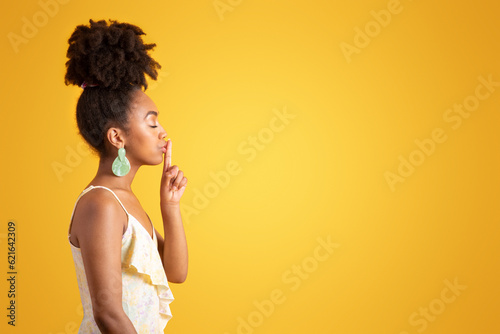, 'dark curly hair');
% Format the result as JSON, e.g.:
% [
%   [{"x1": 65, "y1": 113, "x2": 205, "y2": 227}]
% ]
[{"x1": 64, "y1": 19, "x2": 161, "y2": 157}]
